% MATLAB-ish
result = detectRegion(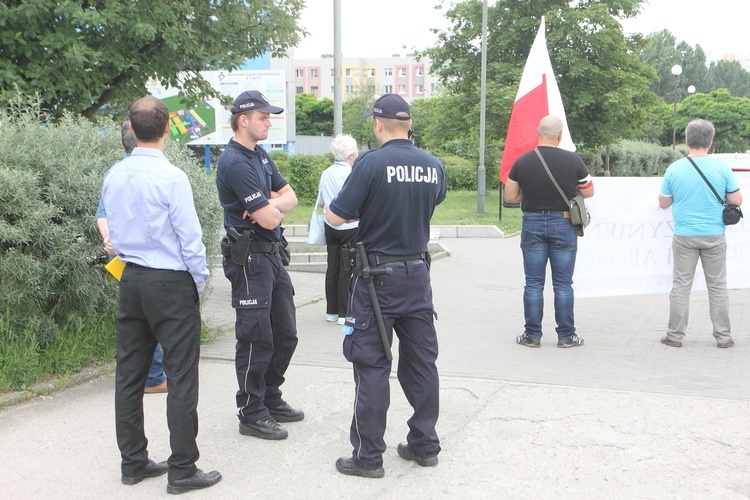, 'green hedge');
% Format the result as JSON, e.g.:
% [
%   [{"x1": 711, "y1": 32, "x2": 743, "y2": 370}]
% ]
[
  {"x1": 275, "y1": 152, "x2": 497, "y2": 199},
  {"x1": 285, "y1": 154, "x2": 331, "y2": 205},
  {"x1": 0, "y1": 98, "x2": 221, "y2": 391},
  {"x1": 578, "y1": 140, "x2": 684, "y2": 177}
]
